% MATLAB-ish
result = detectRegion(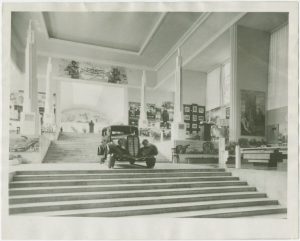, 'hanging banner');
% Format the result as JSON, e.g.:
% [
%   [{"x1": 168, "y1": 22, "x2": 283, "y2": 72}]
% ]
[{"x1": 58, "y1": 59, "x2": 128, "y2": 84}]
